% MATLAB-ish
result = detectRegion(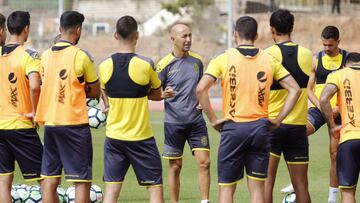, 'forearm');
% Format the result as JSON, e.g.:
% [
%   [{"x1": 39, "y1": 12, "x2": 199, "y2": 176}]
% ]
[
  {"x1": 148, "y1": 88, "x2": 162, "y2": 101},
  {"x1": 197, "y1": 91, "x2": 217, "y2": 123},
  {"x1": 320, "y1": 99, "x2": 335, "y2": 129},
  {"x1": 30, "y1": 87, "x2": 40, "y2": 113},
  {"x1": 308, "y1": 89, "x2": 320, "y2": 109}
]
